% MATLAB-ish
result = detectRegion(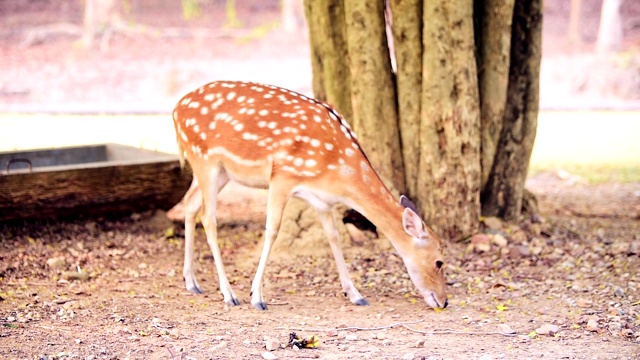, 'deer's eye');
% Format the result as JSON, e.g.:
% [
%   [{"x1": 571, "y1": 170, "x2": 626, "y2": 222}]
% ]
[{"x1": 435, "y1": 260, "x2": 444, "y2": 272}]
